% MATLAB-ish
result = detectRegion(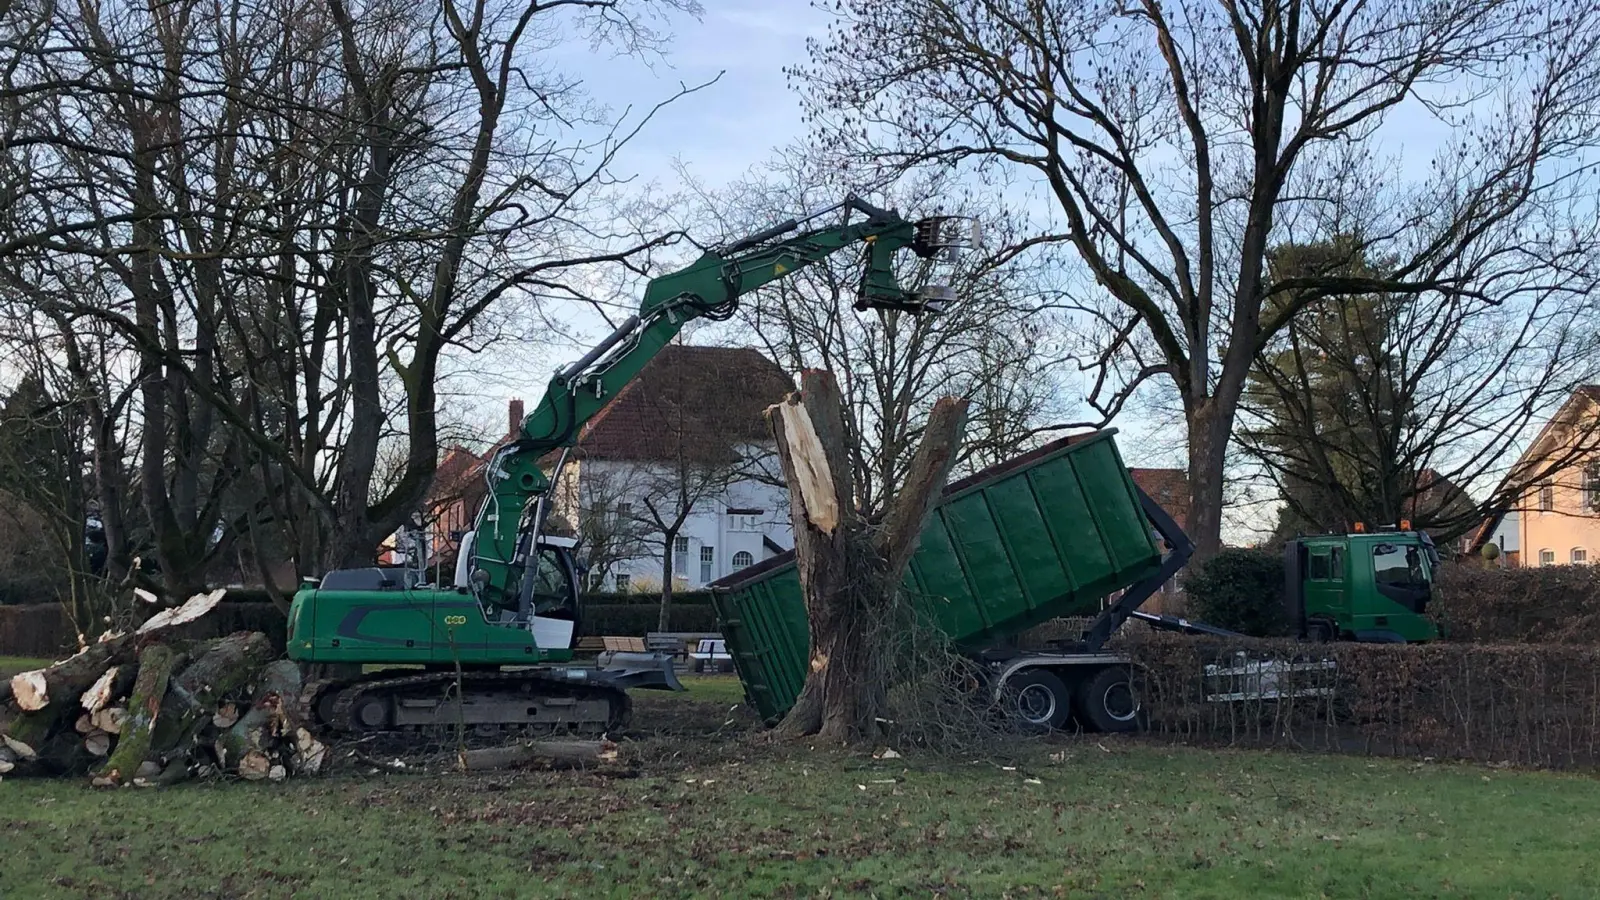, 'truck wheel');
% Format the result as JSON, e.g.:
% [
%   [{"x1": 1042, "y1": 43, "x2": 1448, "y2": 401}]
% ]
[
  {"x1": 1307, "y1": 620, "x2": 1335, "y2": 643},
  {"x1": 1005, "y1": 669, "x2": 1072, "y2": 731},
  {"x1": 1075, "y1": 667, "x2": 1141, "y2": 733}
]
